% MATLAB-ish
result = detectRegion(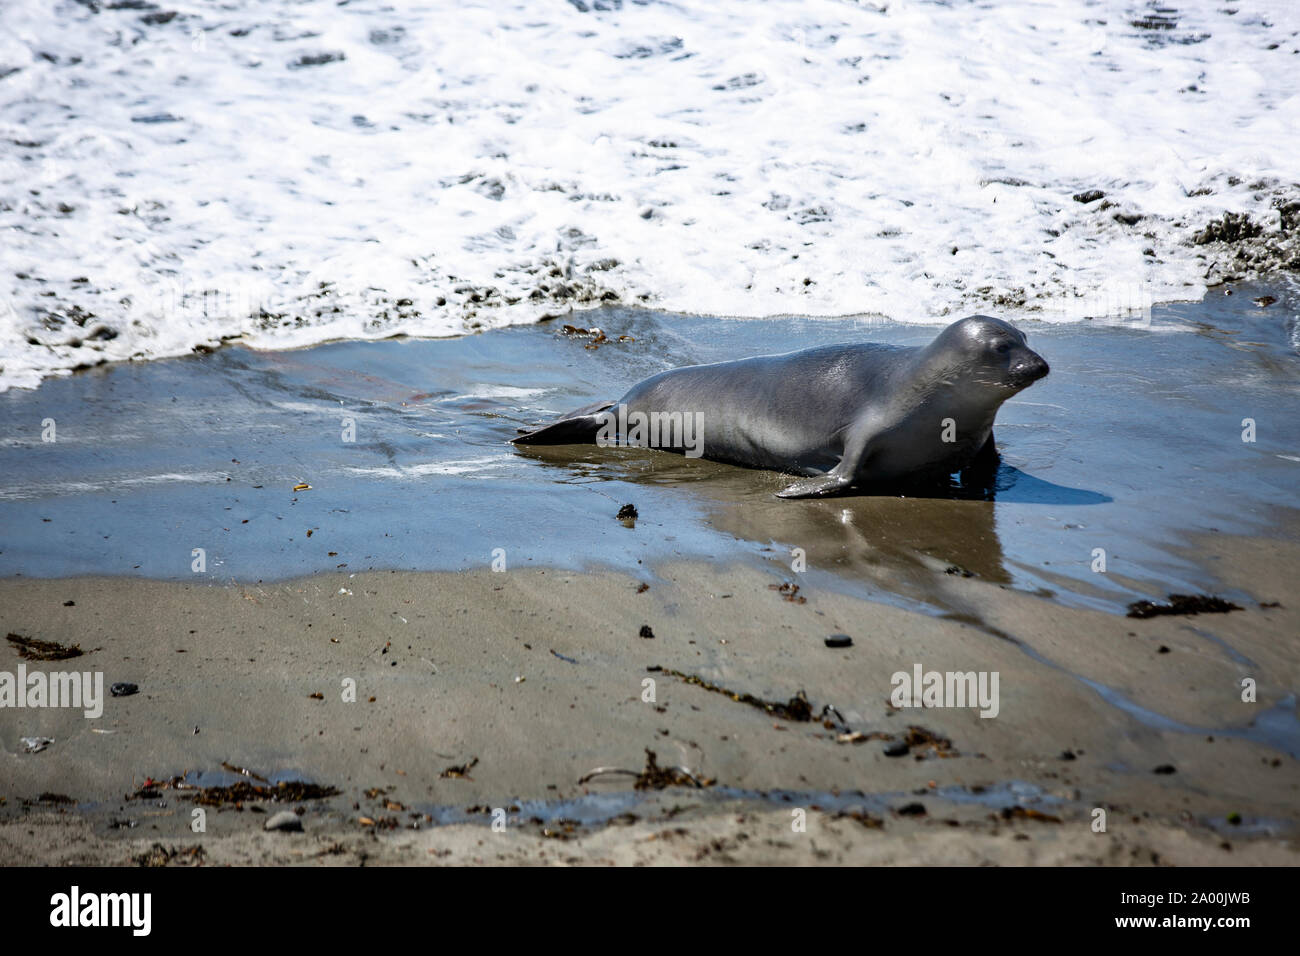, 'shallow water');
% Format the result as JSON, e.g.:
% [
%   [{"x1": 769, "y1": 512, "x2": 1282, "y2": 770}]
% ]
[{"x1": 1, "y1": 282, "x2": 1297, "y2": 619}]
